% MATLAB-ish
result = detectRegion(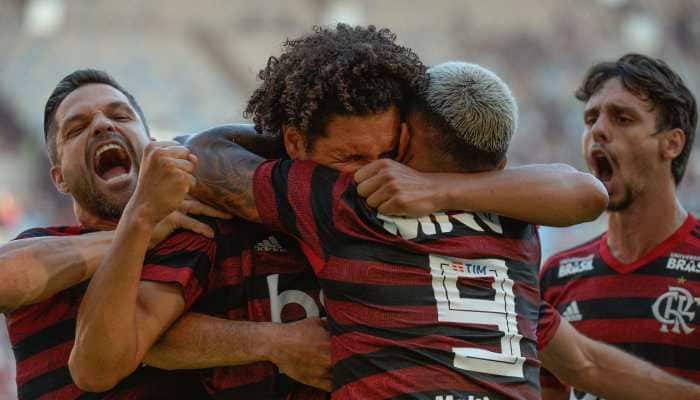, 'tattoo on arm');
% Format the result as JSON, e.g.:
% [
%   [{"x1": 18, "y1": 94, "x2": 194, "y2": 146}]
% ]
[{"x1": 186, "y1": 131, "x2": 264, "y2": 221}]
